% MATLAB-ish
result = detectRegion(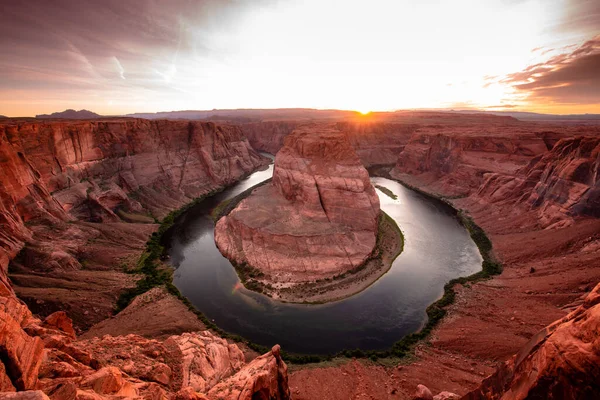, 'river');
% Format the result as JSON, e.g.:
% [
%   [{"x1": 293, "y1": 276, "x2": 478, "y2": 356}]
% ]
[{"x1": 166, "y1": 160, "x2": 482, "y2": 354}]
